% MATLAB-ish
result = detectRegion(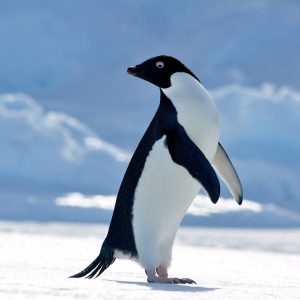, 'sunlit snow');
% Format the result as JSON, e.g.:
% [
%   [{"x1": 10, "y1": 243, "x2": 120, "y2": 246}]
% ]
[{"x1": 0, "y1": 222, "x2": 299, "y2": 300}]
